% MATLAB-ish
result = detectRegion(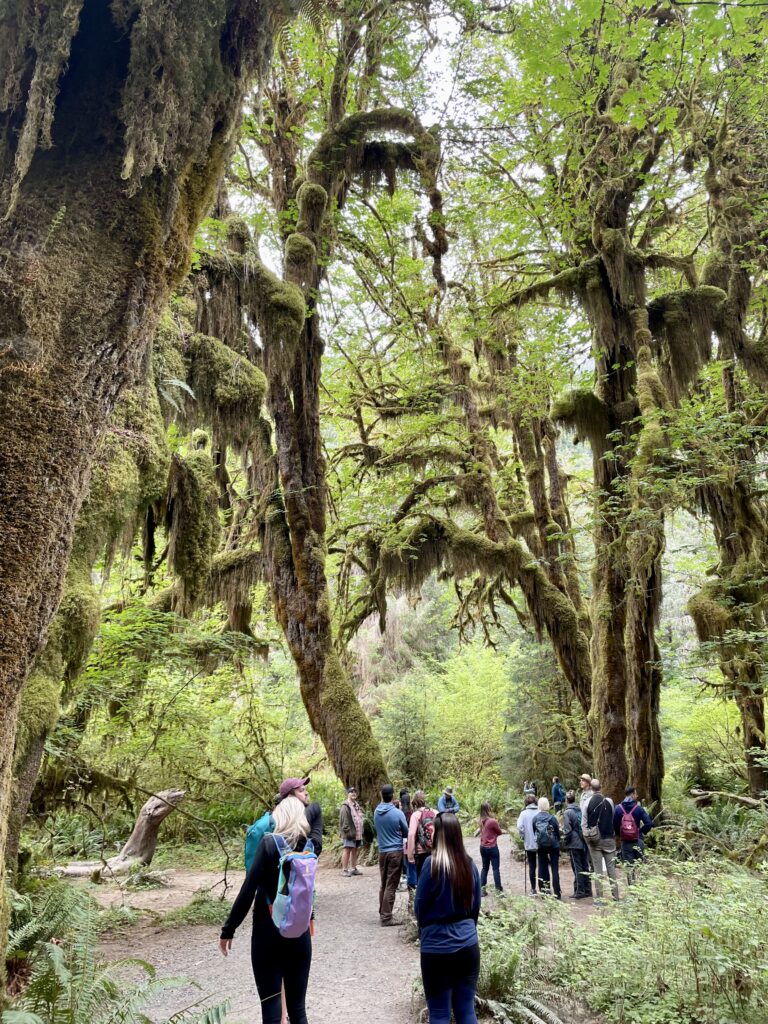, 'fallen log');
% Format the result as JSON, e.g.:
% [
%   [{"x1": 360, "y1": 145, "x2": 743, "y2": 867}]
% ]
[
  {"x1": 689, "y1": 787, "x2": 764, "y2": 809},
  {"x1": 60, "y1": 789, "x2": 185, "y2": 878}
]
